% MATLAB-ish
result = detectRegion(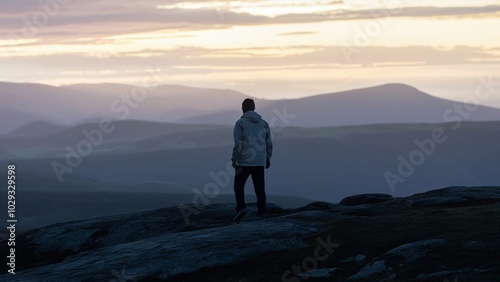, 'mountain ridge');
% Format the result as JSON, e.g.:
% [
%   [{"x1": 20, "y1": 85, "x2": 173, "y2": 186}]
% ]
[
  {"x1": 2, "y1": 81, "x2": 500, "y2": 133},
  {"x1": 3, "y1": 120, "x2": 500, "y2": 202},
  {"x1": 172, "y1": 83, "x2": 500, "y2": 126}
]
